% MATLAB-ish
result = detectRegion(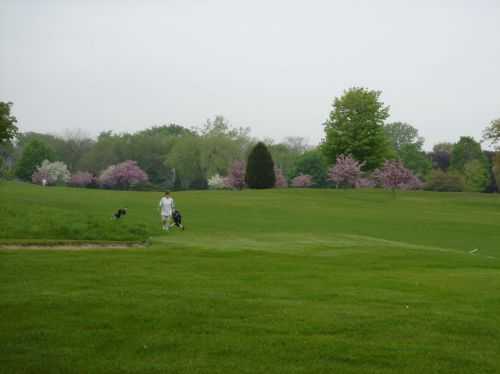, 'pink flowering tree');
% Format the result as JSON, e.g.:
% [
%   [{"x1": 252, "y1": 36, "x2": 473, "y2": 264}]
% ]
[
  {"x1": 328, "y1": 154, "x2": 365, "y2": 188},
  {"x1": 68, "y1": 171, "x2": 95, "y2": 188},
  {"x1": 225, "y1": 160, "x2": 246, "y2": 190},
  {"x1": 98, "y1": 160, "x2": 148, "y2": 189},
  {"x1": 274, "y1": 167, "x2": 288, "y2": 188},
  {"x1": 291, "y1": 174, "x2": 313, "y2": 187},
  {"x1": 375, "y1": 160, "x2": 423, "y2": 194}
]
